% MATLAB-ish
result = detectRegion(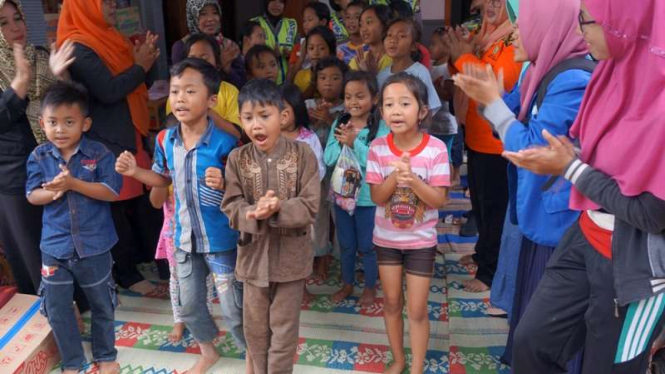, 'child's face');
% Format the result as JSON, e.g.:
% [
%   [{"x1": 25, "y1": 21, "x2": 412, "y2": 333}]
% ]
[
  {"x1": 169, "y1": 68, "x2": 217, "y2": 125},
  {"x1": 240, "y1": 102, "x2": 286, "y2": 153},
  {"x1": 316, "y1": 66, "x2": 344, "y2": 101},
  {"x1": 384, "y1": 21, "x2": 415, "y2": 59},
  {"x1": 187, "y1": 41, "x2": 217, "y2": 68},
  {"x1": 344, "y1": 5, "x2": 363, "y2": 35},
  {"x1": 381, "y1": 82, "x2": 427, "y2": 135},
  {"x1": 249, "y1": 52, "x2": 279, "y2": 81},
  {"x1": 267, "y1": 0, "x2": 285, "y2": 17},
  {"x1": 344, "y1": 80, "x2": 376, "y2": 119},
  {"x1": 280, "y1": 103, "x2": 297, "y2": 132},
  {"x1": 306, "y1": 34, "x2": 331, "y2": 65},
  {"x1": 360, "y1": 9, "x2": 383, "y2": 45},
  {"x1": 198, "y1": 4, "x2": 221, "y2": 35},
  {"x1": 246, "y1": 26, "x2": 266, "y2": 49},
  {"x1": 39, "y1": 104, "x2": 91, "y2": 152},
  {"x1": 429, "y1": 32, "x2": 449, "y2": 62},
  {"x1": 302, "y1": 8, "x2": 325, "y2": 35}
]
